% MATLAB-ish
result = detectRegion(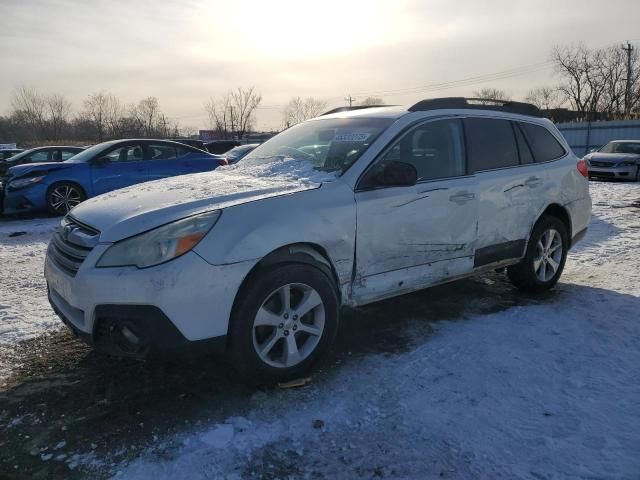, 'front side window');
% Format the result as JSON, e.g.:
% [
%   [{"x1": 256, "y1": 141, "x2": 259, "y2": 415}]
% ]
[
  {"x1": 241, "y1": 117, "x2": 394, "y2": 173},
  {"x1": 519, "y1": 123, "x2": 566, "y2": 162},
  {"x1": 374, "y1": 119, "x2": 466, "y2": 182},
  {"x1": 29, "y1": 150, "x2": 50, "y2": 162},
  {"x1": 104, "y1": 145, "x2": 143, "y2": 162},
  {"x1": 464, "y1": 118, "x2": 519, "y2": 172}
]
